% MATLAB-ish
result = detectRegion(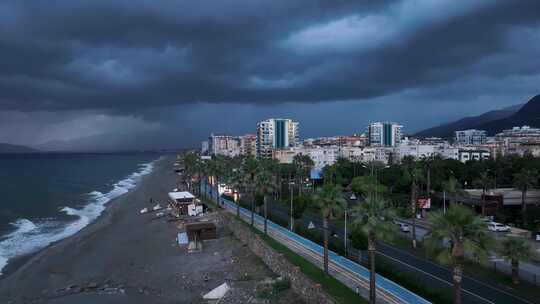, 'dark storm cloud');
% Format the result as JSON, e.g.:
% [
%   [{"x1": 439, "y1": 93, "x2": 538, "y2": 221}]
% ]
[{"x1": 2, "y1": 0, "x2": 539, "y2": 113}]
